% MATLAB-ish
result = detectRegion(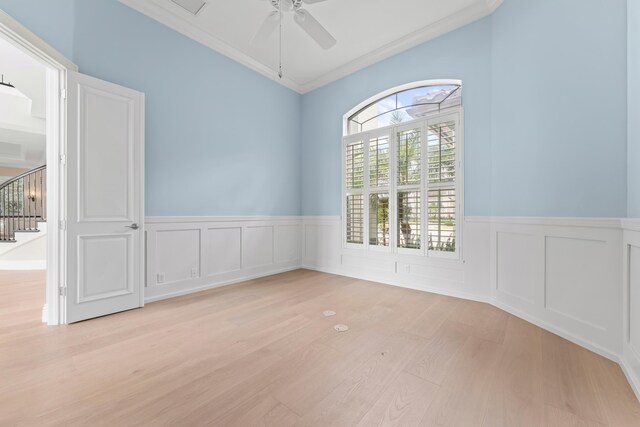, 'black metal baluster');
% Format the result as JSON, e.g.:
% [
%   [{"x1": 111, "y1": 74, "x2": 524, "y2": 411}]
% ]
[
  {"x1": 1, "y1": 186, "x2": 4, "y2": 241},
  {"x1": 22, "y1": 174, "x2": 31, "y2": 230},
  {"x1": 28, "y1": 174, "x2": 35, "y2": 230},
  {"x1": 11, "y1": 182, "x2": 15, "y2": 240},
  {"x1": 40, "y1": 170, "x2": 43, "y2": 221}
]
